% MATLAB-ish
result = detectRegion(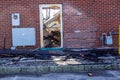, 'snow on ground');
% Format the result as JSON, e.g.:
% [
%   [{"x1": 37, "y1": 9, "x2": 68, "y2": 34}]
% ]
[{"x1": 0, "y1": 70, "x2": 120, "y2": 80}]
